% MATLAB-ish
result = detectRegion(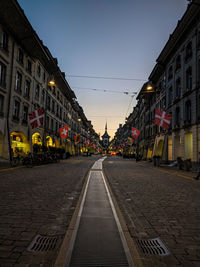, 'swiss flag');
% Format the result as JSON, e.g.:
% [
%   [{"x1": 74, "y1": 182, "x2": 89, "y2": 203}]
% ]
[
  {"x1": 59, "y1": 125, "x2": 69, "y2": 139},
  {"x1": 29, "y1": 108, "x2": 44, "y2": 129},
  {"x1": 131, "y1": 127, "x2": 140, "y2": 139},
  {"x1": 154, "y1": 109, "x2": 172, "y2": 129}
]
